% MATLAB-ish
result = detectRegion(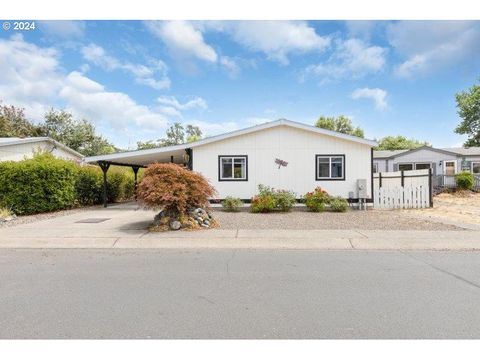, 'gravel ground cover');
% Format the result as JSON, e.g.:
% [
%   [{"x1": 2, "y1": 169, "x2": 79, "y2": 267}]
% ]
[
  {"x1": 212, "y1": 207, "x2": 462, "y2": 230},
  {"x1": 404, "y1": 192, "x2": 480, "y2": 227}
]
